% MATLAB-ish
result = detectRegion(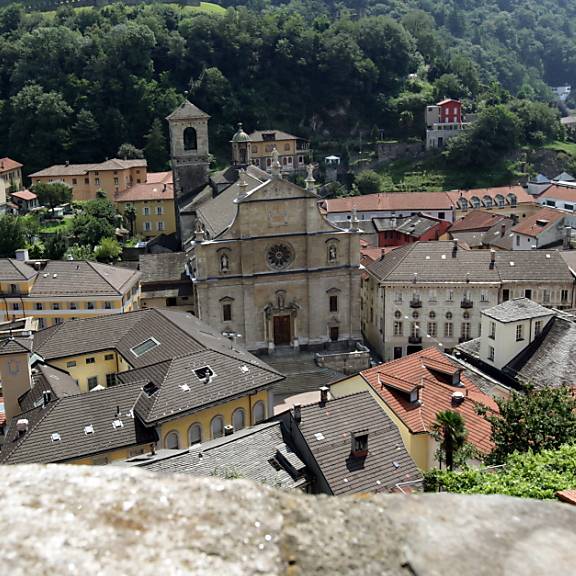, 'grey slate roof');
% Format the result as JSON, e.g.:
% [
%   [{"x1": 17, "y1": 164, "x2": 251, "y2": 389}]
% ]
[
  {"x1": 0, "y1": 381, "x2": 157, "y2": 464},
  {"x1": 30, "y1": 261, "x2": 139, "y2": 296},
  {"x1": 368, "y1": 241, "x2": 573, "y2": 284},
  {"x1": 290, "y1": 391, "x2": 421, "y2": 495},
  {"x1": 122, "y1": 422, "x2": 306, "y2": 489},
  {"x1": 166, "y1": 100, "x2": 210, "y2": 120},
  {"x1": 0, "y1": 259, "x2": 36, "y2": 281},
  {"x1": 120, "y1": 348, "x2": 282, "y2": 425},
  {"x1": 139, "y1": 252, "x2": 188, "y2": 284},
  {"x1": 483, "y1": 298, "x2": 553, "y2": 323},
  {"x1": 504, "y1": 316, "x2": 576, "y2": 388},
  {"x1": 372, "y1": 214, "x2": 440, "y2": 237},
  {"x1": 0, "y1": 336, "x2": 34, "y2": 356},
  {"x1": 18, "y1": 364, "x2": 80, "y2": 413}
]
